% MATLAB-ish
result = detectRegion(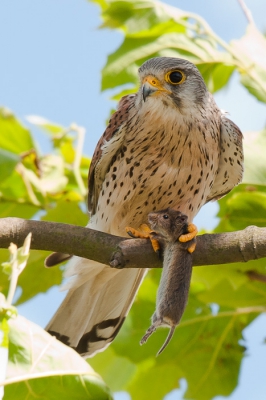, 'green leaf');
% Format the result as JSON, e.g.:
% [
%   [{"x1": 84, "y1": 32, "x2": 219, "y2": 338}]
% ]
[
  {"x1": 98, "y1": 0, "x2": 266, "y2": 106},
  {"x1": 42, "y1": 200, "x2": 88, "y2": 226},
  {"x1": 9, "y1": 201, "x2": 88, "y2": 306},
  {"x1": 98, "y1": 0, "x2": 237, "y2": 97},
  {"x1": 14, "y1": 250, "x2": 63, "y2": 305},
  {"x1": 97, "y1": 0, "x2": 266, "y2": 104},
  {"x1": 197, "y1": 277, "x2": 266, "y2": 308},
  {"x1": 0, "y1": 170, "x2": 34, "y2": 206},
  {"x1": 192, "y1": 250, "x2": 266, "y2": 291},
  {"x1": 102, "y1": 33, "x2": 234, "y2": 93},
  {"x1": 0, "y1": 202, "x2": 38, "y2": 220},
  {"x1": 0, "y1": 307, "x2": 14, "y2": 337},
  {"x1": 91, "y1": 0, "x2": 108, "y2": 11},
  {"x1": 0, "y1": 209, "x2": 37, "y2": 299},
  {"x1": 0, "y1": 108, "x2": 36, "y2": 154},
  {"x1": 3, "y1": 315, "x2": 113, "y2": 400},
  {"x1": 243, "y1": 130, "x2": 266, "y2": 185},
  {"x1": 231, "y1": 24, "x2": 266, "y2": 103},
  {"x1": 0, "y1": 202, "x2": 39, "y2": 301},
  {"x1": 0, "y1": 295, "x2": 17, "y2": 321},
  {"x1": 197, "y1": 62, "x2": 235, "y2": 93},
  {"x1": 0, "y1": 231, "x2": 56, "y2": 307},
  {"x1": 217, "y1": 186, "x2": 266, "y2": 231},
  {"x1": 0, "y1": 315, "x2": 9, "y2": 400},
  {"x1": 0, "y1": 150, "x2": 20, "y2": 182},
  {"x1": 2, "y1": 234, "x2": 32, "y2": 279},
  {"x1": 18, "y1": 154, "x2": 68, "y2": 195},
  {"x1": 89, "y1": 347, "x2": 136, "y2": 392},
  {"x1": 89, "y1": 272, "x2": 257, "y2": 400},
  {"x1": 239, "y1": 65, "x2": 266, "y2": 103},
  {"x1": 39, "y1": 154, "x2": 69, "y2": 193},
  {"x1": 97, "y1": 0, "x2": 187, "y2": 33}
]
